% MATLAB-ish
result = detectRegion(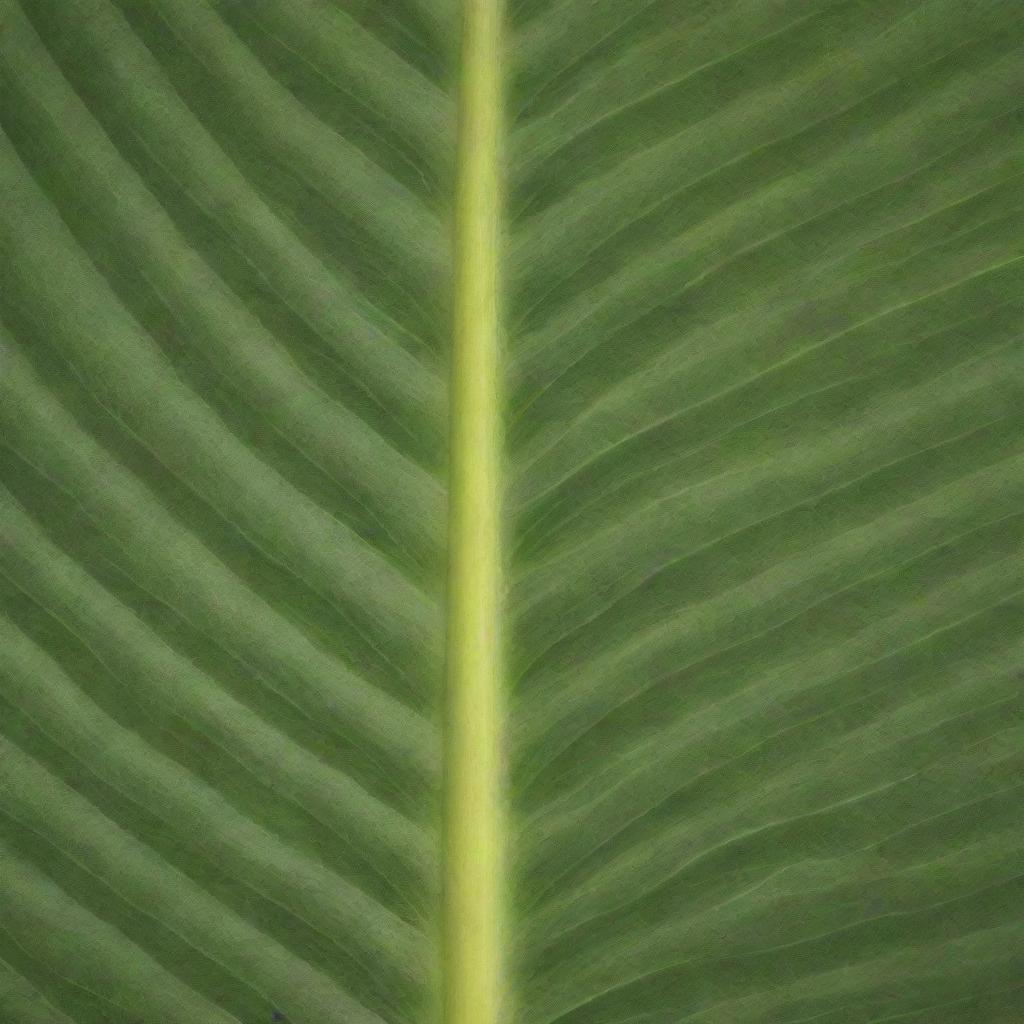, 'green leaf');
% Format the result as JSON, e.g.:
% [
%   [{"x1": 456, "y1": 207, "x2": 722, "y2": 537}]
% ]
[{"x1": 0, "y1": 2, "x2": 1022, "y2": 1024}]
